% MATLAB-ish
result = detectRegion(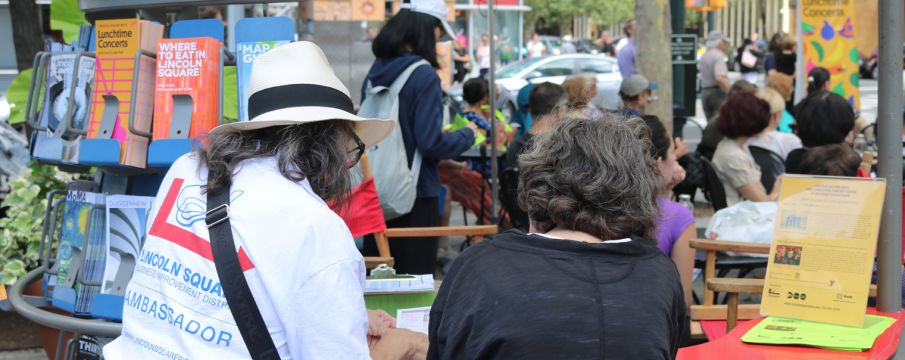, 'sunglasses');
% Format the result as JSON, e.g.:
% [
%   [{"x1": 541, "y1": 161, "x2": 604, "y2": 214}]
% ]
[{"x1": 346, "y1": 131, "x2": 366, "y2": 168}]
